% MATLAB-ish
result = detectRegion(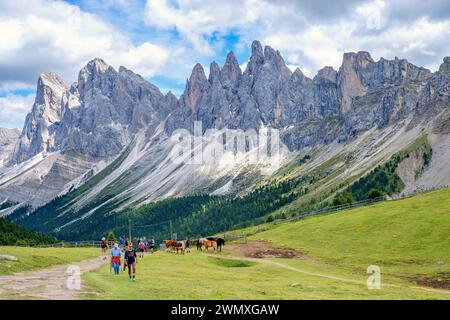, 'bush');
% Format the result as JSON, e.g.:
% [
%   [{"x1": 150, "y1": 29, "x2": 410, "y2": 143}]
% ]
[
  {"x1": 106, "y1": 230, "x2": 117, "y2": 243},
  {"x1": 266, "y1": 215, "x2": 275, "y2": 223},
  {"x1": 367, "y1": 189, "x2": 384, "y2": 200},
  {"x1": 332, "y1": 192, "x2": 355, "y2": 207}
]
